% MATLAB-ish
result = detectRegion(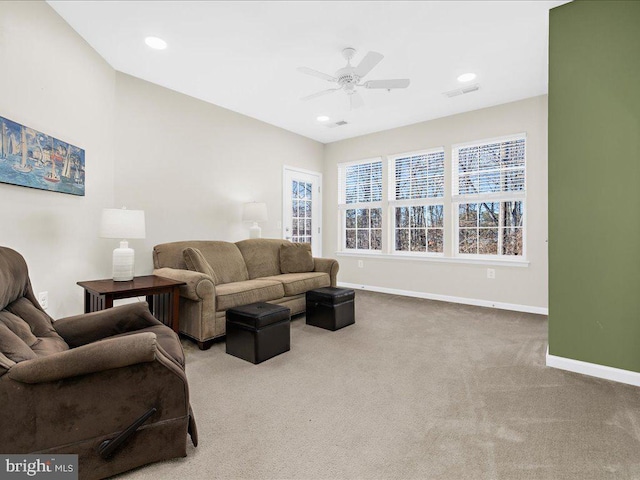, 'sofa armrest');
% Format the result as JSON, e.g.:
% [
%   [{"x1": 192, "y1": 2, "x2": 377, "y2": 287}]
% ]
[
  {"x1": 313, "y1": 257, "x2": 339, "y2": 286},
  {"x1": 7, "y1": 332, "x2": 157, "y2": 384},
  {"x1": 54, "y1": 302, "x2": 163, "y2": 347},
  {"x1": 154, "y1": 267, "x2": 215, "y2": 302}
]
